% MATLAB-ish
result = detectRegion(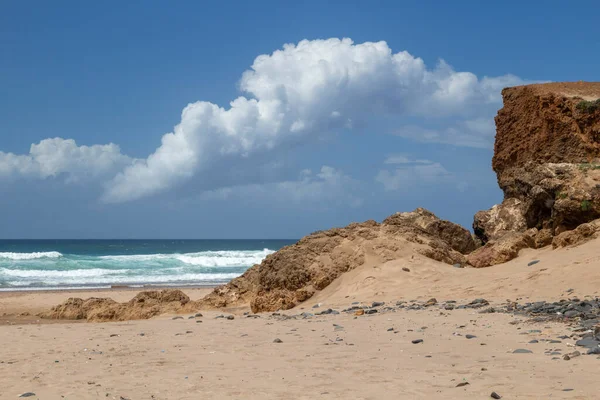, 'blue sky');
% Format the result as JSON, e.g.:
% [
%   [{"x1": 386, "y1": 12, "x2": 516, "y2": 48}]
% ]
[{"x1": 1, "y1": 0, "x2": 598, "y2": 239}]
